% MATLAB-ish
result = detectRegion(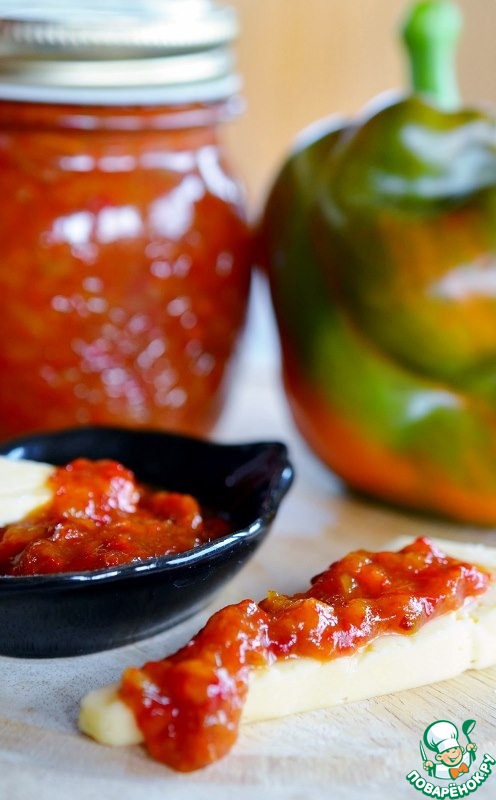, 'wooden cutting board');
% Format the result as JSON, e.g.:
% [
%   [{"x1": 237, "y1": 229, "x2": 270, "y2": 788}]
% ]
[{"x1": 1, "y1": 363, "x2": 496, "y2": 800}]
